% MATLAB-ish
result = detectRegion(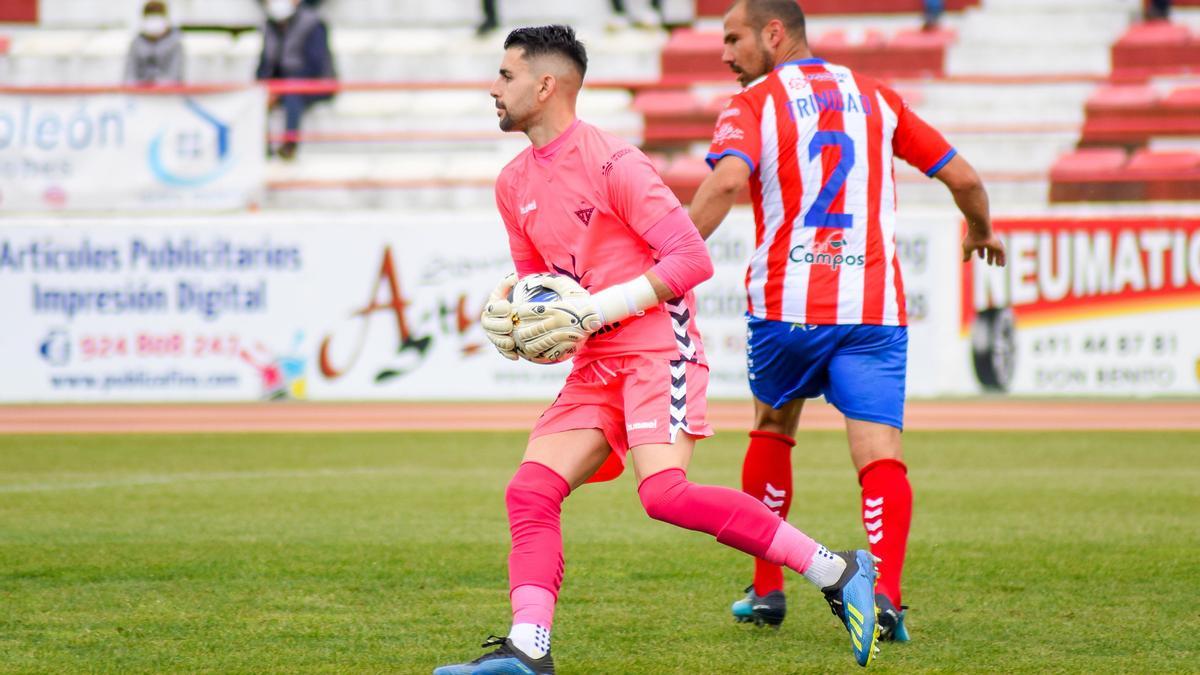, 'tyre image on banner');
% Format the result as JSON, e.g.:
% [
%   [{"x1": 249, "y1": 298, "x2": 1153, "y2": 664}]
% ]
[{"x1": 971, "y1": 307, "x2": 1015, "y2": 392}]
